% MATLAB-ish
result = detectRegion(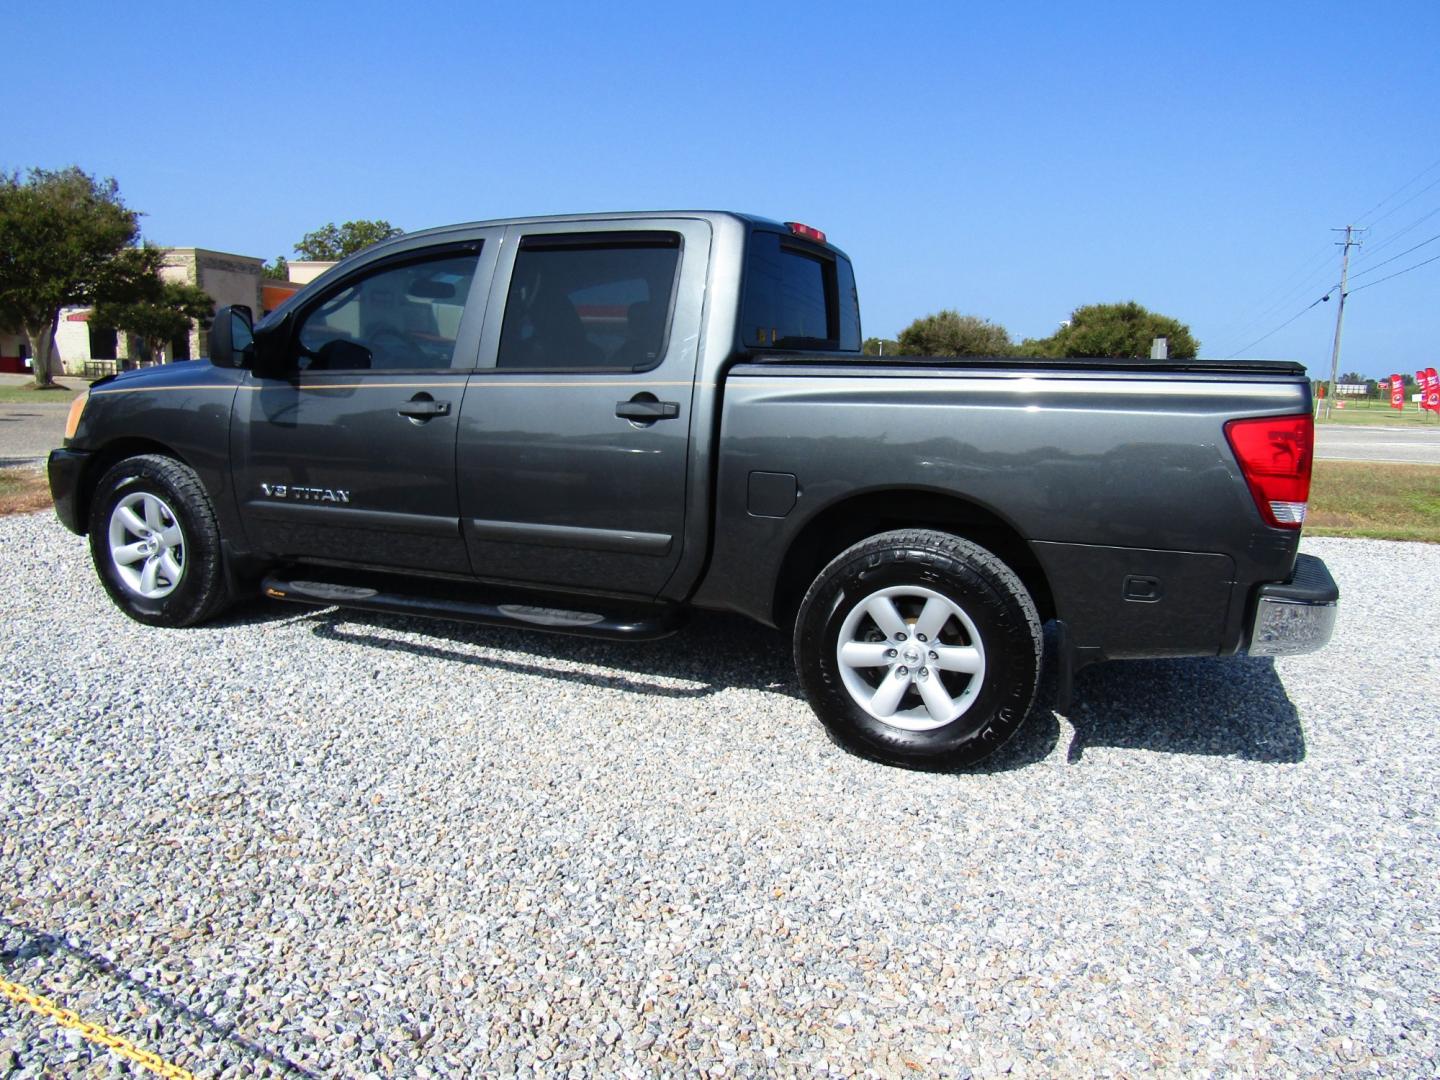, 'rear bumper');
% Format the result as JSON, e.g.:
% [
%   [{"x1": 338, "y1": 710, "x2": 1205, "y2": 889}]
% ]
[
  {"x1": 1245, "y1": 553, "x2": 1338, "y2": 657},
  {"x1": 47, "y1": 448, "x2": 90, "y2": 534}
]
